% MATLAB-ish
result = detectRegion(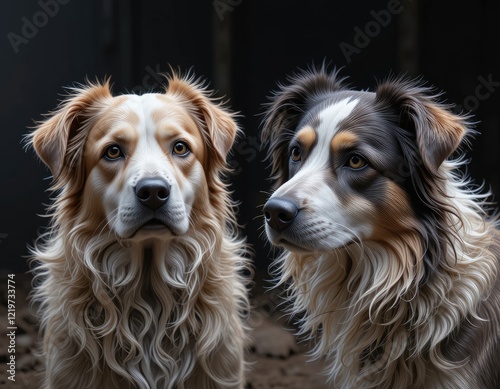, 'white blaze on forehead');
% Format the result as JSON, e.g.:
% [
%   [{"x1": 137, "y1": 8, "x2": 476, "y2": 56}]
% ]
[
  {"x1": 117, "y1": 92, "x2": 176, "y2": 134},
  {"x1": 119, "y1": 93, "x2": 160, "y2": 137},
  {"x1": 318, "y1": 97, "x2": 360, "y2": 128},
  {"x1": 273, "y1": 98, "x2": 360, "y2": 199},
  {"x1": 120, "y1": 94, "x2": 170, "y2": 165},
  {"x1": 304, "y1": 98, "x2": 360, "y2": 169},
  {"x1": 139, "y1": 93, "x2": 166, "y2": 134}
]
